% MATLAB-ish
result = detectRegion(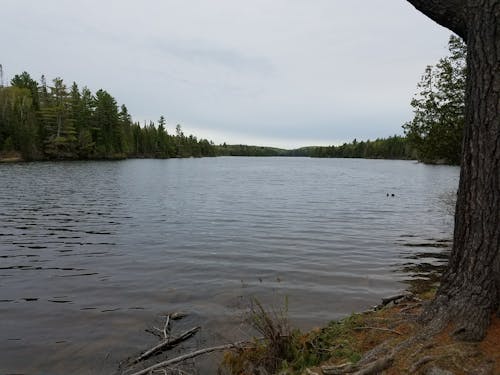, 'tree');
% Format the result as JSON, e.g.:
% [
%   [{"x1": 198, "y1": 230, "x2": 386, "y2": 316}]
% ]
[
  {"x1": 11, "y1": 71, "x2": 39, "y2": 110},
  {"x1": 404, "y1": 35, "x2": 466, "y2": 164},
  {"x1": 157, "y1": 115, "x2": 171, "y2": 157},
  {"x1": 76, "y1": 87, "x2": 96, "y2": 157},
  {"x1": 0, "y1": 86, "x2": 37, "y2": 159},
  {"x1": 2, "y1": 71, "x2": 217, "y2": 160},
  {"x1": 39, "y1": 77, "x2": 77, "y2": 157},
  {"x1": 94, "y1": 89, "x2": 120, "y2": 155},
  {"x1": 407, "y1": 0, "x2": 500, "y2": 341}
]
